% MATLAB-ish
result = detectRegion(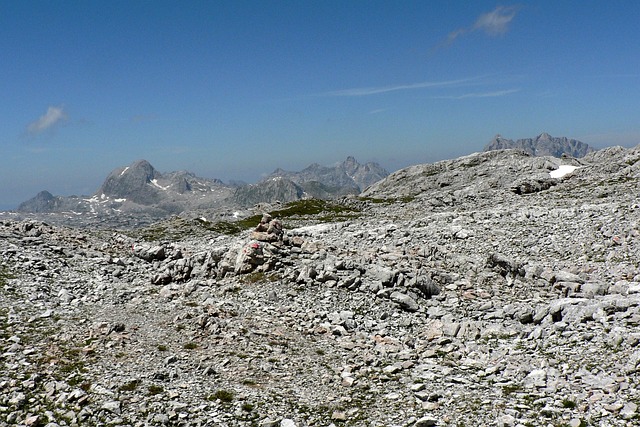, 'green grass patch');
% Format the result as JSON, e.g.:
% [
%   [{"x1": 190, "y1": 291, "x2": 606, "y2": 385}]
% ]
[
  {"x1": 209, "y1": 389, "x2": 234, "y2": 403},
  {"x1": 0, "y1": 264, "x2": 16, "y2": 286},
  {"x1": 240, "y1": 271, "x2": 281, "y2": 284},
  {"x1": 147, "y1": 384, "x2": 164, "y2": 395},
  {"x1": 131, "y1": 198, "x2": 362, "y2": 241},
  {"x1": 501, "y1": 384, "x2": 522, "y2": 395},
  {"x1": 358, "y1": 195, "x2": 415, "y2": 204},
  {"x1": 119, "y1": 379, "x2": 141, "y2": 392}
]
